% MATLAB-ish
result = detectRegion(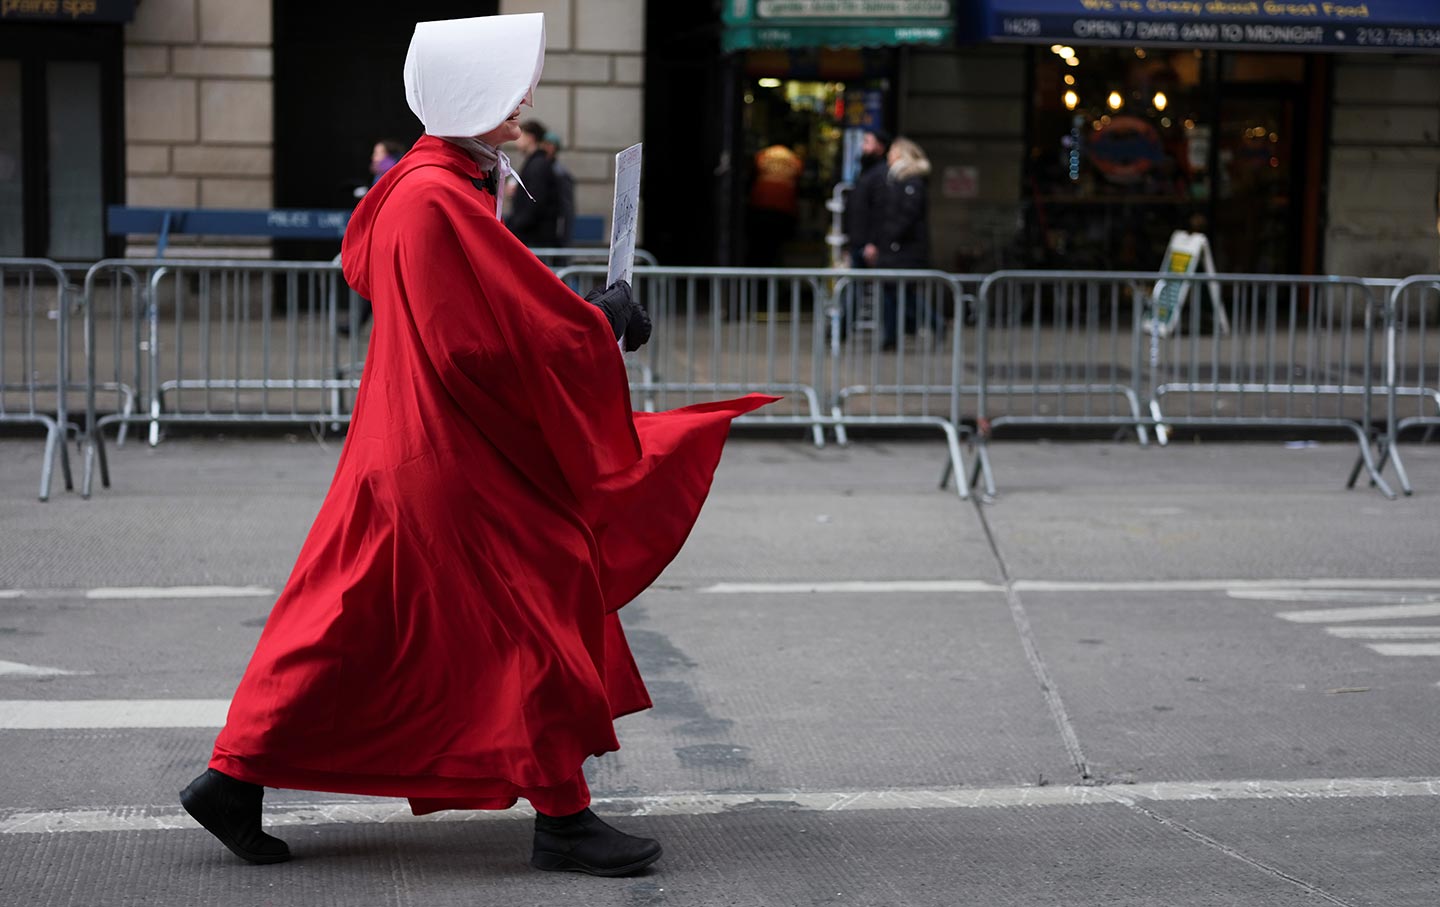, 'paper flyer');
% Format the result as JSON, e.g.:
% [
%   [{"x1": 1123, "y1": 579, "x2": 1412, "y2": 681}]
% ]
[{"x1": 607, "y1": 143, "x2": 643, "y2": 289}]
